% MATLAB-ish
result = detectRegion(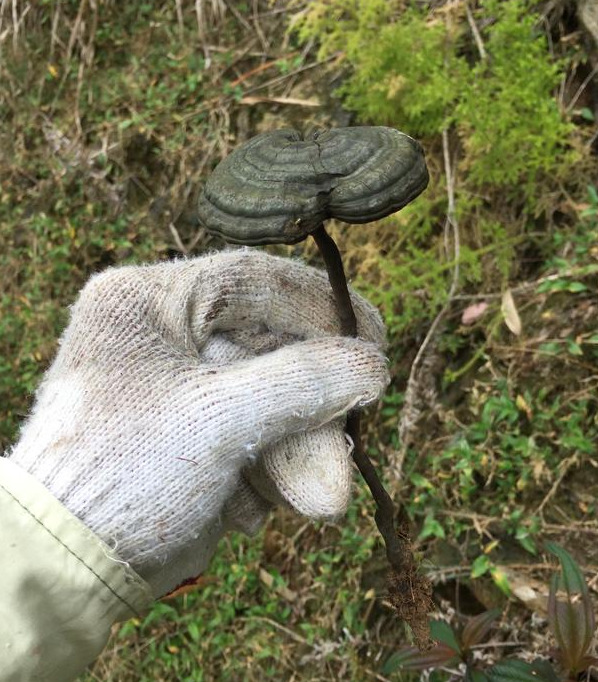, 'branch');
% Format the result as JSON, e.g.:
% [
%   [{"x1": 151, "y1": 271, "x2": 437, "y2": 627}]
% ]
[
  {"x1": 465, "y1": 1, "x2": 487, "y2": 61},
  {"x1": 395, "y1": 128, "x2": 460, "y2": 479}
]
